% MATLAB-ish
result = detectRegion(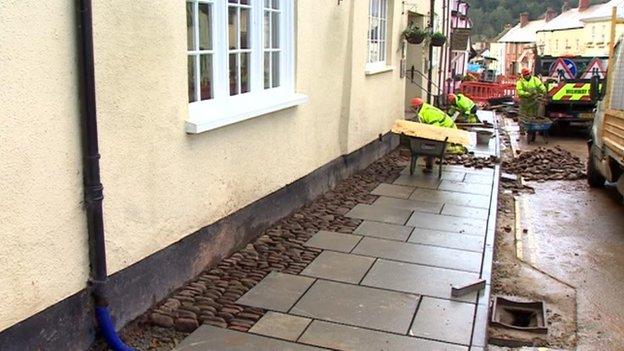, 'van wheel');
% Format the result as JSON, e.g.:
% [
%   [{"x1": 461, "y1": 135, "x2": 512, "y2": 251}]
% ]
[{"x1": 587, "y1": 154, "x2": 606, "y2": 188}]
